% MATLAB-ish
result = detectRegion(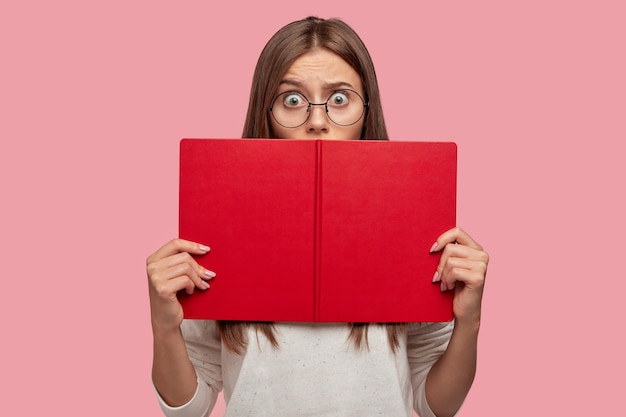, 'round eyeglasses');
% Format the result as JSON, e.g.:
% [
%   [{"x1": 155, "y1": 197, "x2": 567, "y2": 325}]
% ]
[{"x1": 269, "y1": 89, "x2": 368, "y2": 128}]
